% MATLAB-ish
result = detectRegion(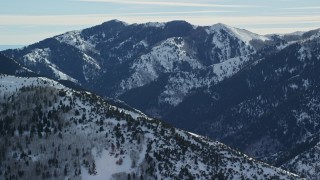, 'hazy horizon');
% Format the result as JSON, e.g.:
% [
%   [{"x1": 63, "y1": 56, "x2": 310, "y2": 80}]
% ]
[{"x1": 0, "y1": 45, "x2": 24, "y2": 51}]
